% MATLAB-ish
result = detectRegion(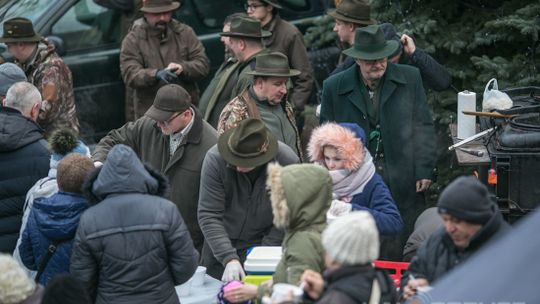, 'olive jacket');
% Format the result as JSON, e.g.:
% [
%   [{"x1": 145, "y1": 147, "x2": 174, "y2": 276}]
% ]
[{"x1": 92, "y1": 108, "x2": 217, "y2": 251}]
